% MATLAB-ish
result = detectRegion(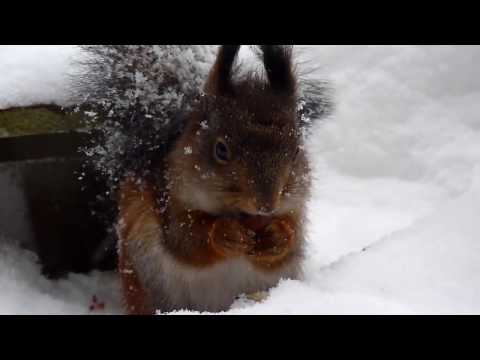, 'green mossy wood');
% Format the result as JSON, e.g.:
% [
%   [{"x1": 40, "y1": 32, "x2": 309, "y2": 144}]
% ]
[{"x1": 0, "y1": 105, "x2": 87, "y2": 137}]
